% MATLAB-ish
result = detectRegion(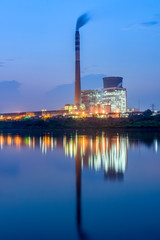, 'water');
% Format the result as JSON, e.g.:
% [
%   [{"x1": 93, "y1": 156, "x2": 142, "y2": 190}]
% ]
[{"x1": 0, "y1": 131, "x2": 160, "y2": 240}]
